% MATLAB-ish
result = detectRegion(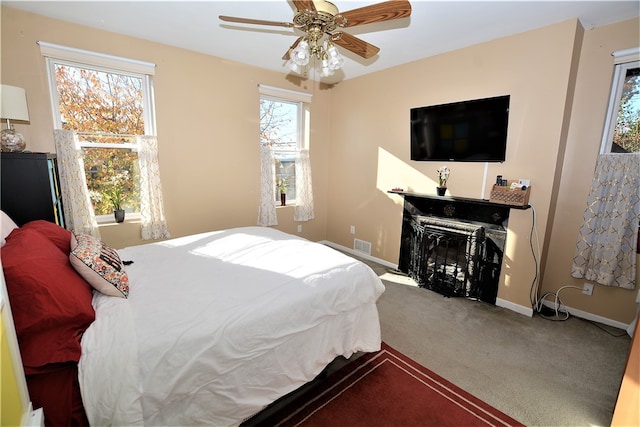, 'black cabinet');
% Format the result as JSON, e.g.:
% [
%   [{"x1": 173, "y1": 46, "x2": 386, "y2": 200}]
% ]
[{"x1": 1, "y1": 152, "x2": 65, "y2": 227}]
